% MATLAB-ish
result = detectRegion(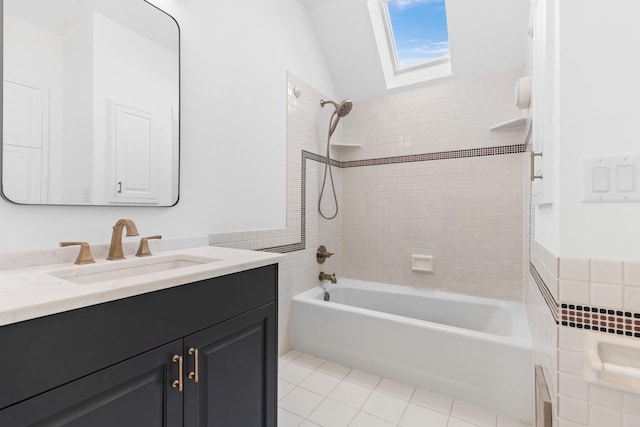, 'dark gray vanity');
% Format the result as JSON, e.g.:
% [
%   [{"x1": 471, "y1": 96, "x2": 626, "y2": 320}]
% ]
[{"x1": 0, "y1": 264, "x2": 278, "y2": 426}]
